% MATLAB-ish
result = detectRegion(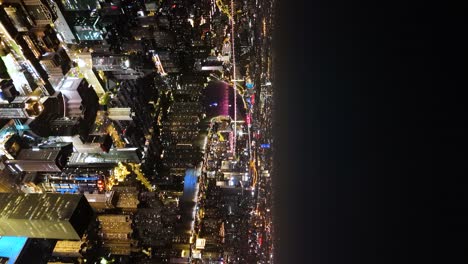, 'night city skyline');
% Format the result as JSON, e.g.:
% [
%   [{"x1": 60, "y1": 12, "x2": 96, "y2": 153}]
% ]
[
  {"x1": 0, "y1": 0, "x2": 275, "y2": 263},
  {"x1": 1, "y1": 0, "x2": 461, "y2": 263}
]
